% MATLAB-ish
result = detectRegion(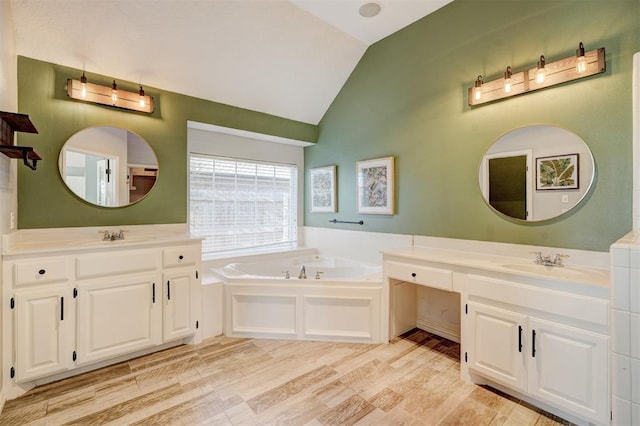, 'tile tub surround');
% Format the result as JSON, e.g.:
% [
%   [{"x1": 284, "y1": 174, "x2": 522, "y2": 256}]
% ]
[
  {"x1": 611, "y1": 231, "x2": 640, "y2": 425},
  {"x1": 0, "y1": 329, "x2": 571, "y2": 425}
]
